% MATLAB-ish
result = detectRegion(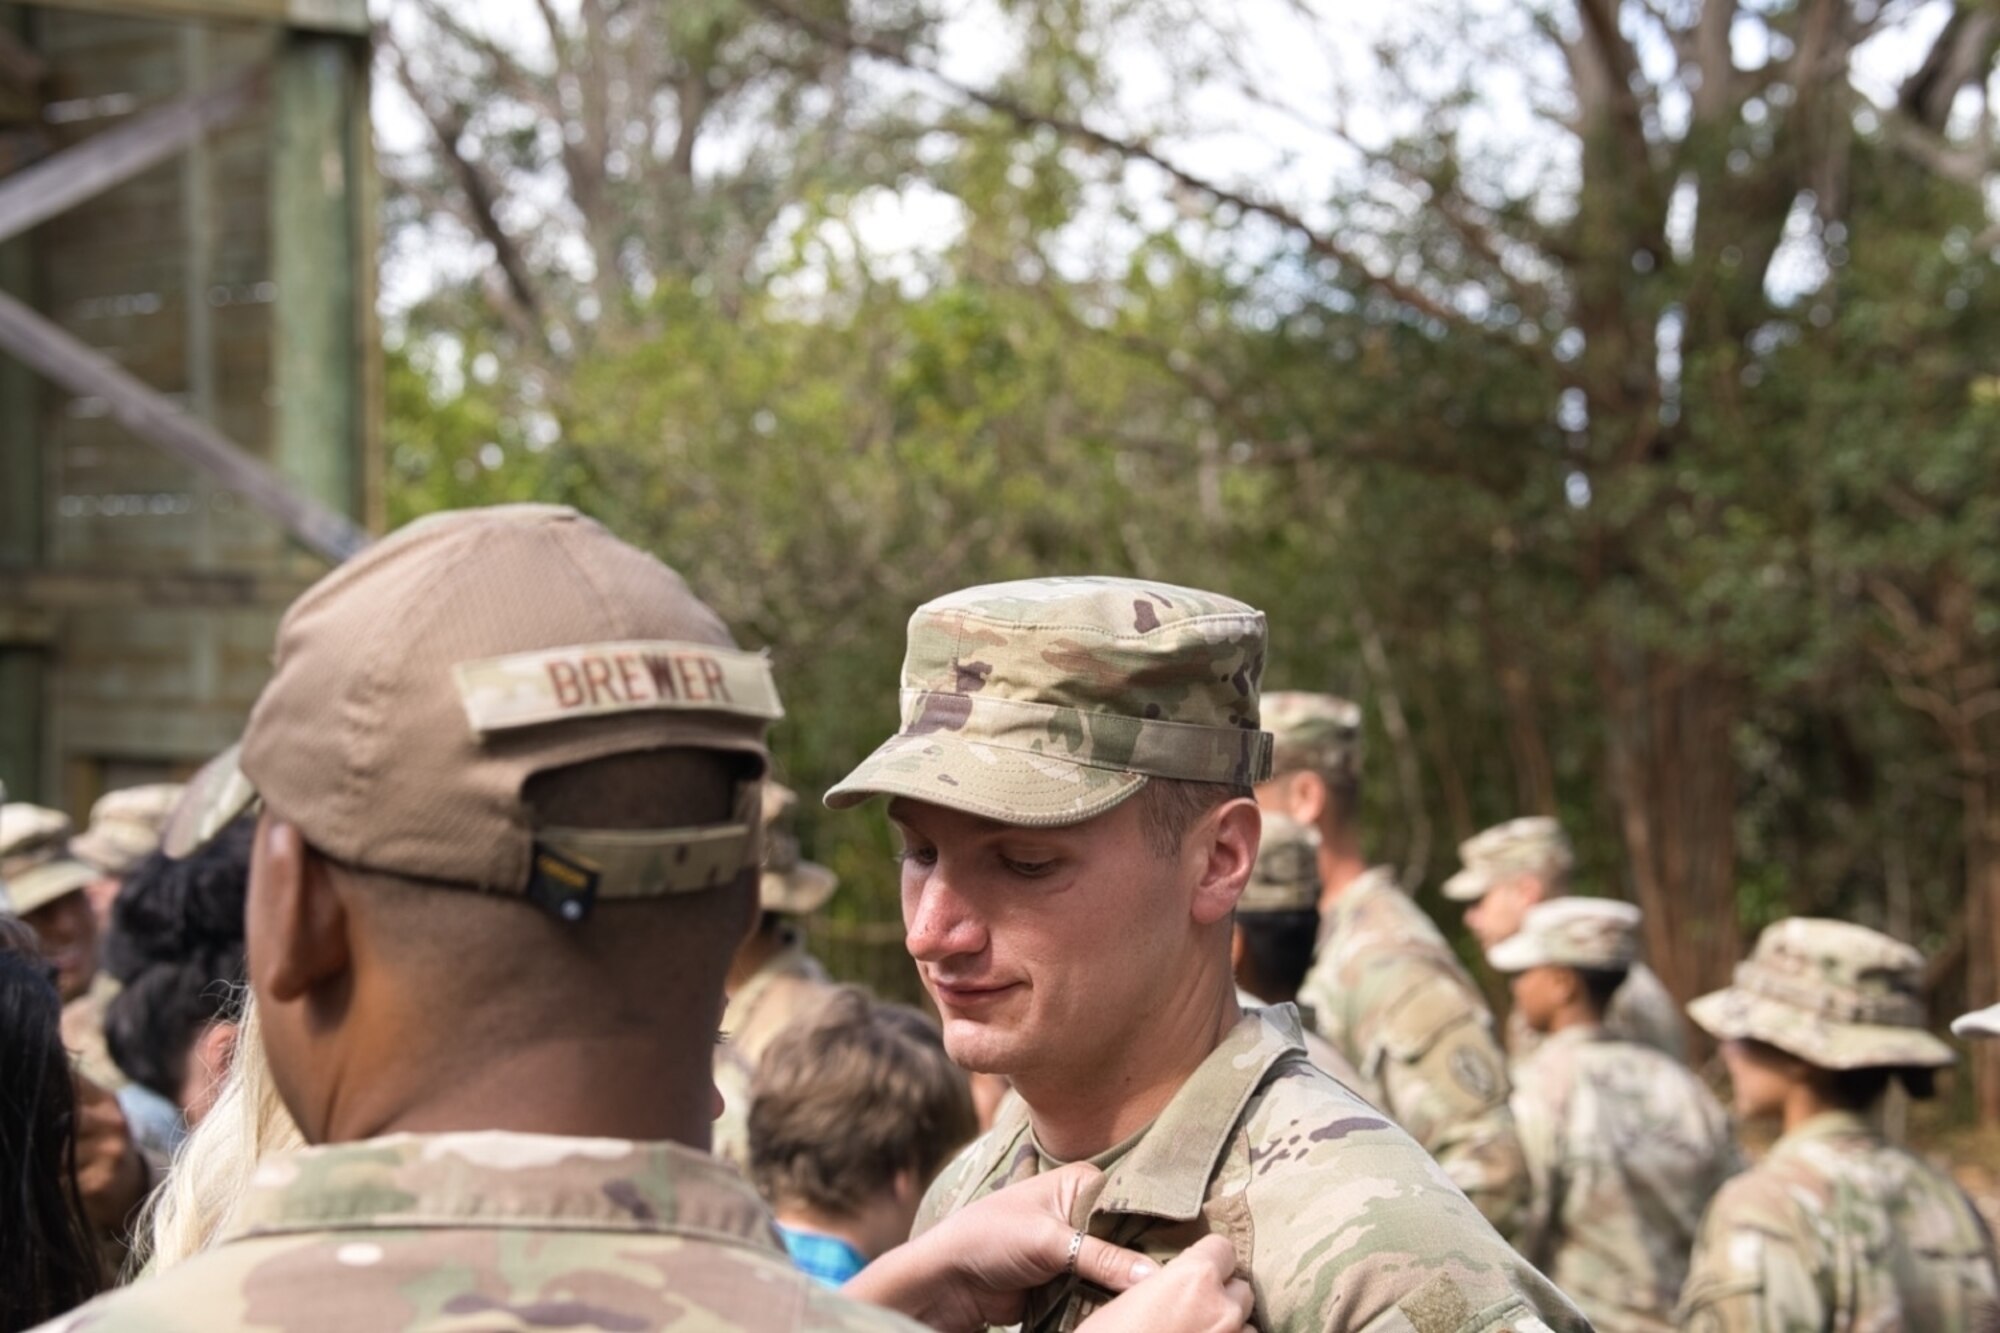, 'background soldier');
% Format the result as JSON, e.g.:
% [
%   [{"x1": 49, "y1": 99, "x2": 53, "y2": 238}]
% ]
[
  {"x1": 830, "y1": 578, "x2": 1584, "y2": 1332},
  {"x1": 71, "y1": 785, "x2": 186, "y2": 930},
  {"x1": 1679, "y1": 918, "x2": 2000, "y2": 1332},
  {"x1": 1447, "y1": 816, "x2": 1687, "y2": 1063},
  {"x1": 1491, "y1": 898, "x2": 1738, "y2": 1333},
  {"x1": 714, "y1": 780, "x2": 840, "y2": 1170},
  {"x1": 2, "y1": 804, "x2": 122, "y2": 1092},
  {"x1": 1257, "y1": 692, "x2": 1529, "y2": 1237},
  {"x1": 1231, "y1": 814, "x2": 1364, "y2": 1089}
]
